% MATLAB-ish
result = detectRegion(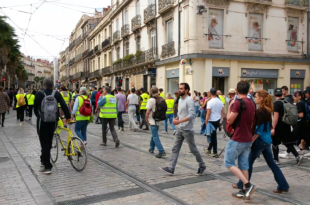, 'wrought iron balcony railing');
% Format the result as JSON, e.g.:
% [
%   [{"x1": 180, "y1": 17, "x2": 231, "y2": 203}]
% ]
[
  {"x1": 94, "y1": 45, "x2": 98, "y2": 53},
  {"x1": 27, "y1": 72, "x2": 35, "y2": 76},
  {"x1": 75, "y1": 53, "x2": 82, "y2": 62},
  {"x1": 161, "y1": 42, "x2": 176, "y2": 58},
  {"x1": 285, "y1": 0, "x2": 308, "y2": 7},
  {"x1": 102, "y1": 37, "x2": 111, "y2": 49},
  {"x1": 132, "y1": 15, "x2": 141, "y2": 32},
  {"x1": 113, "y1": 62, "x2": 123, "y2": 72},
  {"x1": 83, "y1": 49, "x2": 89, "y2": 57},
  {"x1": 89, "y1": 69, "x2": 101, "y2": 78},
  {"x1": 246, "y1": 0, "x2": 272, "y2": 4},
  {"x1": 121, "y1": 24, "x2": 130, "y2": 38},
  {"x1": 145, "y1": 47, "x2": 157, "y2": 62},
  {"x1": 113, "y1": 31, "x2": 120, "y2": 43},
  {"x1": 101, "y1": 66, "x2": 111, "y2": 75},
  {"x1": 76, "y1": 35, "x2": 82, "y2": 45},
  {"x1": 158, "y1": 0, "x2": 174, "y2": 14},
  {"x1": 88, "y1": 49, "x2": 94, "y2": 57},
  {"x1": 144, "y1": 4, "x2": 156, "y2": 24},
  {"x1": 44, "y1": 70, "x2": 51, "y2": 73},
  {"x1": 73, "y1": 72, "x2": 83, "y2": 79}
]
